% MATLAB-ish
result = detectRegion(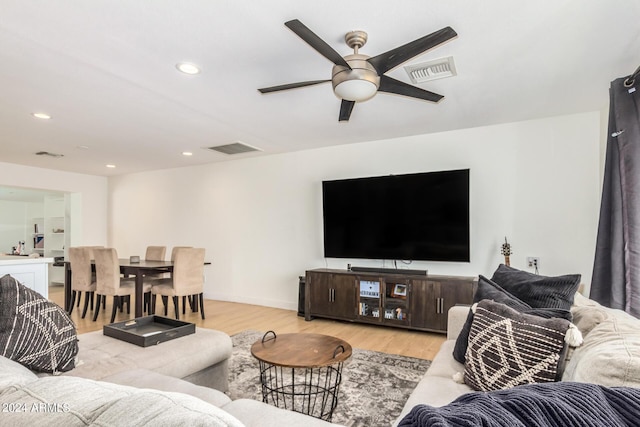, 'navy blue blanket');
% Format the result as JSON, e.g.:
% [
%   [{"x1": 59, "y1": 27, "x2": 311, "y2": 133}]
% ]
[{"x1": 398, "y1": 382, "x2": 640, "y2": 427}]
